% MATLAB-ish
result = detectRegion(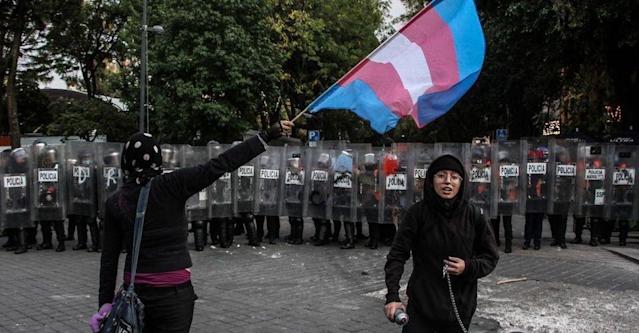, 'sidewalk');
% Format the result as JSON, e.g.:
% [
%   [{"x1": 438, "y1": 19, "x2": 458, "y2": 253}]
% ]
[{"x1": 0, "y1": 218, "x2": 637, "y2": 332}]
